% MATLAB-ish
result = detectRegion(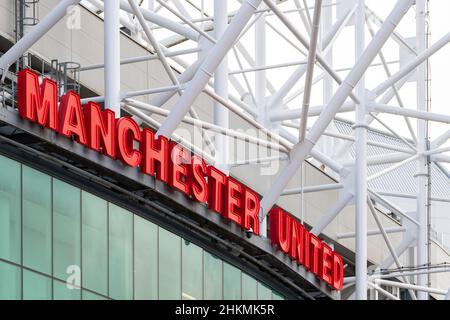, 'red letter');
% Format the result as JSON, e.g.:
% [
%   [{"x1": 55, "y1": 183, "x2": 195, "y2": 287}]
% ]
[
  {"x1": 169, "y1": 143, "x2": 190, "y2": 195},
  {"x1": 207, "y1": 166, "x2": 227, "y2": 214},
  {"x1": 59, "y1": 91, "x2": 87, "y2": 145},
  {"x1": 225, "y1": 178, "x2": 243, "y2": 225},
  {"x1": 309, "y1": 234, "x2": 322, "y2": 276},
  {"x1": 116, "y1": 117, "x2": 141, "y2": 167},
  {"x1": 188, "y1": 156, "x2": 208, "y2": 203},
  {"x1": 269, "y1": 208, "x2": 291, "y2": 254},
  {"x1": 243, "y1": 188, "x2": 260, "y2": 235},
  {"x1": 332, "y1": 252, "x2": 344, "y2": 290},
  {"x1": 18, "y1": 69, "x2": 58, "y2": 131},
  {"x1": 83, "y1": 102, "x2": 116, "y2": 158},
  {"x1": 320, "y1": 243, "x2": 333, "y2": 286},
  {"x1": 140, "y1": 129, "x2": 169, "y2": 183},
  {"x1": 290, "y1": 220, "x2": 305, "y2": 265},
  {"x1": 304, "y1": 231, "x2": 311, "y2": 270}
]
